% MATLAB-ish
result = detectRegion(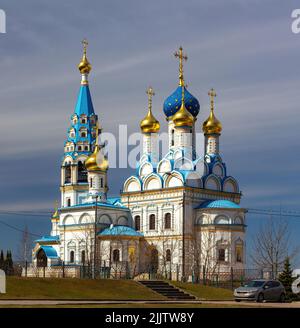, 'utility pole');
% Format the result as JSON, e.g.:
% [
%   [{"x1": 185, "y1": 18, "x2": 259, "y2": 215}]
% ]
[{"x1": 93, "y1": 194, "x2": 99, "y2": 279}]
